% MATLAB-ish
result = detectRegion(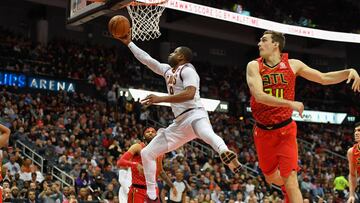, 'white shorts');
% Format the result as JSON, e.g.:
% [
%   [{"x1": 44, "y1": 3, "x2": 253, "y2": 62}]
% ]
[{"x1": 158, "y1": 108, "x2": 209, "y2": 152}]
